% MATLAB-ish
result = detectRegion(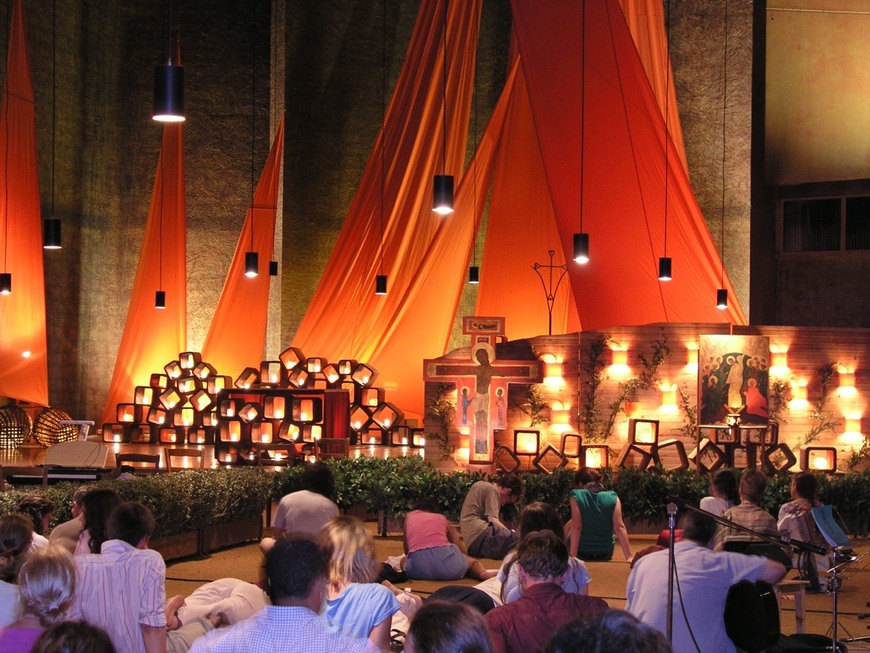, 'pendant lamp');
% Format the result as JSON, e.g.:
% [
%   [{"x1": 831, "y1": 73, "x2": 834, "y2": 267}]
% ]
[{"x1": 153, "y1": 0, "x2": 184, "y2": 122}]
